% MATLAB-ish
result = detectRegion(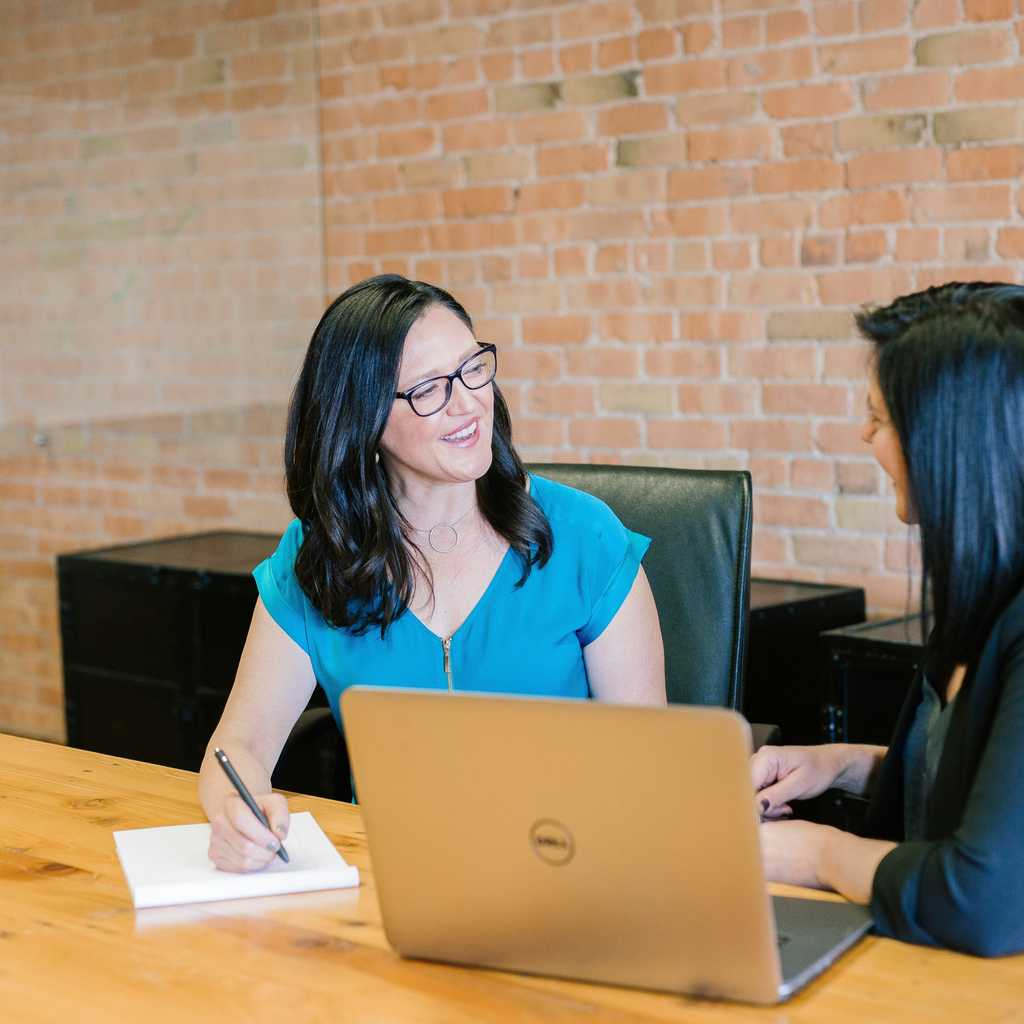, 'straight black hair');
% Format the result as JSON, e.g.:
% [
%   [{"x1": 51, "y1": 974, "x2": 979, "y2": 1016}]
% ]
[
  {"x1": 856, "y1": 282, "x2": 1024, "y2": 685},
  {"x1": 284, "y1": 274, "x2": 553, "y2": 636}
]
